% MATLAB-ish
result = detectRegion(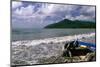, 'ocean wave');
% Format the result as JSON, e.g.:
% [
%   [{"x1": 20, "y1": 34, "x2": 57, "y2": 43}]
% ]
[
  {"x1": 12, "y1": 32, "x2": 95, "y2": 46},
  {"x1": 11, "y1": 32, "x2": 95, "y2": 65}
]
